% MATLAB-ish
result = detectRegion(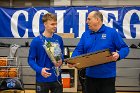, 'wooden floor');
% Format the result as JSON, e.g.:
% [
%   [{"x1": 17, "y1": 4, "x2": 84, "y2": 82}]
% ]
[{"x1": 0, "y1": 90, "x2": 140, "y2": 93}]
